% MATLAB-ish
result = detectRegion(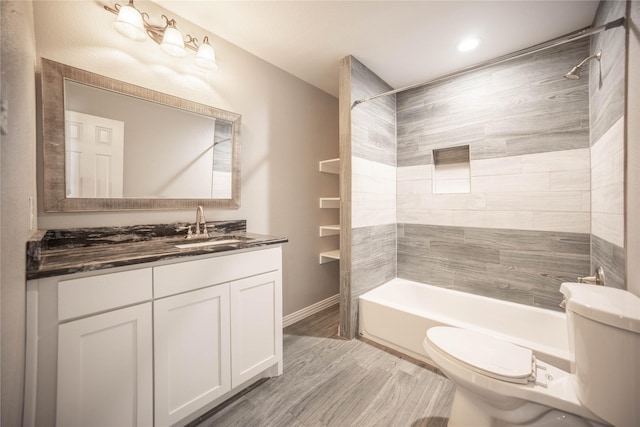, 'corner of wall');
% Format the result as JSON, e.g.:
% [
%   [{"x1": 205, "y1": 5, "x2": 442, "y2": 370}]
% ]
[
  {"x1": 1, "y1": 1, "x2": 38, "y2": 425},
  {"x1": 625, "y1": 0, "x2": 640, "y2": 296}
]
